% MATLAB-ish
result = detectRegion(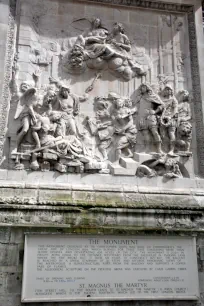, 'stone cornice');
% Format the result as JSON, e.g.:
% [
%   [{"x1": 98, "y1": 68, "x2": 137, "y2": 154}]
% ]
[
  {"x1": 0, "y1": 179, "x2": 203, "y2": 210},
  {"x1": 77, "y1": 0, "x2": 193, "y2": 12}
]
